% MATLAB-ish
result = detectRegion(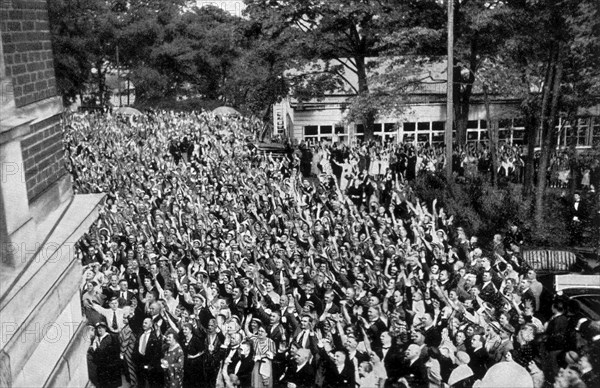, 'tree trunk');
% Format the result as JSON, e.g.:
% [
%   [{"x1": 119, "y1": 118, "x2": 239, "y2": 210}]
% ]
[
  {"x1": 568, "y1": 118, "x2": 578, "y2": 197},
  {"x1": 454, "y1": 57, "x2": 476, "y2": 145},
  {"x1": 522, "y1": 103, "x2": 538, "y2": 197},
  {"x1": 535, "y1": 46, "x2": 563, "y2": 224},
  {"x1": 355, "y1": 56, "x2": 375, "y2": 141},
  {"x1": 483, "y1": 85, "x2": 498, "y2": 188}
]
